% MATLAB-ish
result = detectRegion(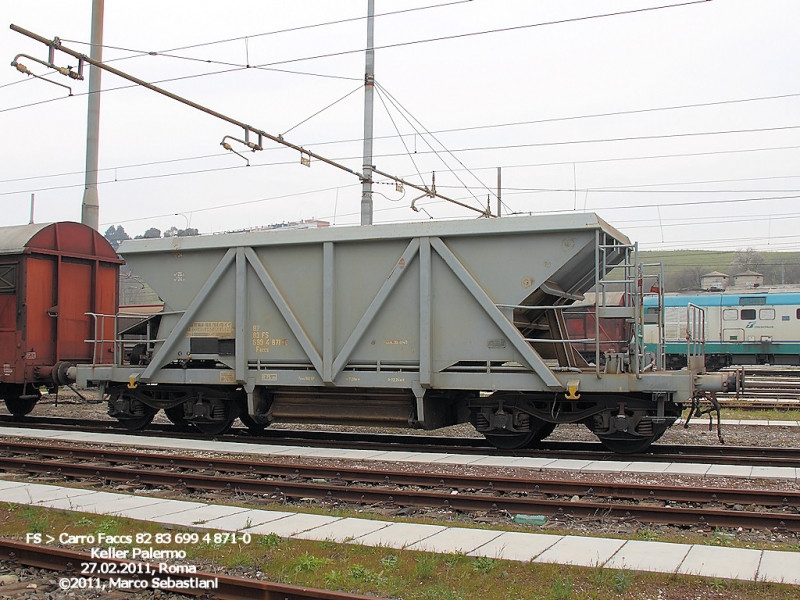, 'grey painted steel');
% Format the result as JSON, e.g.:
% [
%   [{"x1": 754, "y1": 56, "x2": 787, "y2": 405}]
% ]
[
  {"x1": 72, "y1": 213, "x2": 716, "y2": 414},
  {"x1": 323, "y1": 242, "x2": 334, "y2": 382},
  {"x1": 245, "y1": 247, "x2": 323, "y2": 376},
  {"x1": 330, "y1": 238, "x2": 420, "y2": 381},
  {"x1": 235, "y1": 248, "x2": 247, "y2": 383},
  {"x1": 115, "y1": 213, "x2": 626, "y2": 254},
  {"x1": 419, "y1": 237, "x2": 432, "y2": 387},
  {"x1": 139, "y1": 248, "x2": 235, "y2": 381},
  {"x1": 72, "y1": 366, "x2": 697, "y2": 399},
  {"x1": 361, "y1": 0, "x2": 375, "y2": 226},
  {"x1": 80, "y1": 0, "x2": 103, "y2": 231},
  {"x1": 429, "y1": 237, "x2": 563, "y2": 390}
]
